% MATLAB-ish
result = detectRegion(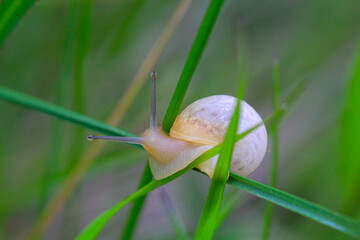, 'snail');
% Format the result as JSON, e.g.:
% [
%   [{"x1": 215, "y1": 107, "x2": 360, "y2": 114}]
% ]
[{"x1": 88, "y1": 72, "x2": 267, "y2": 180}]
